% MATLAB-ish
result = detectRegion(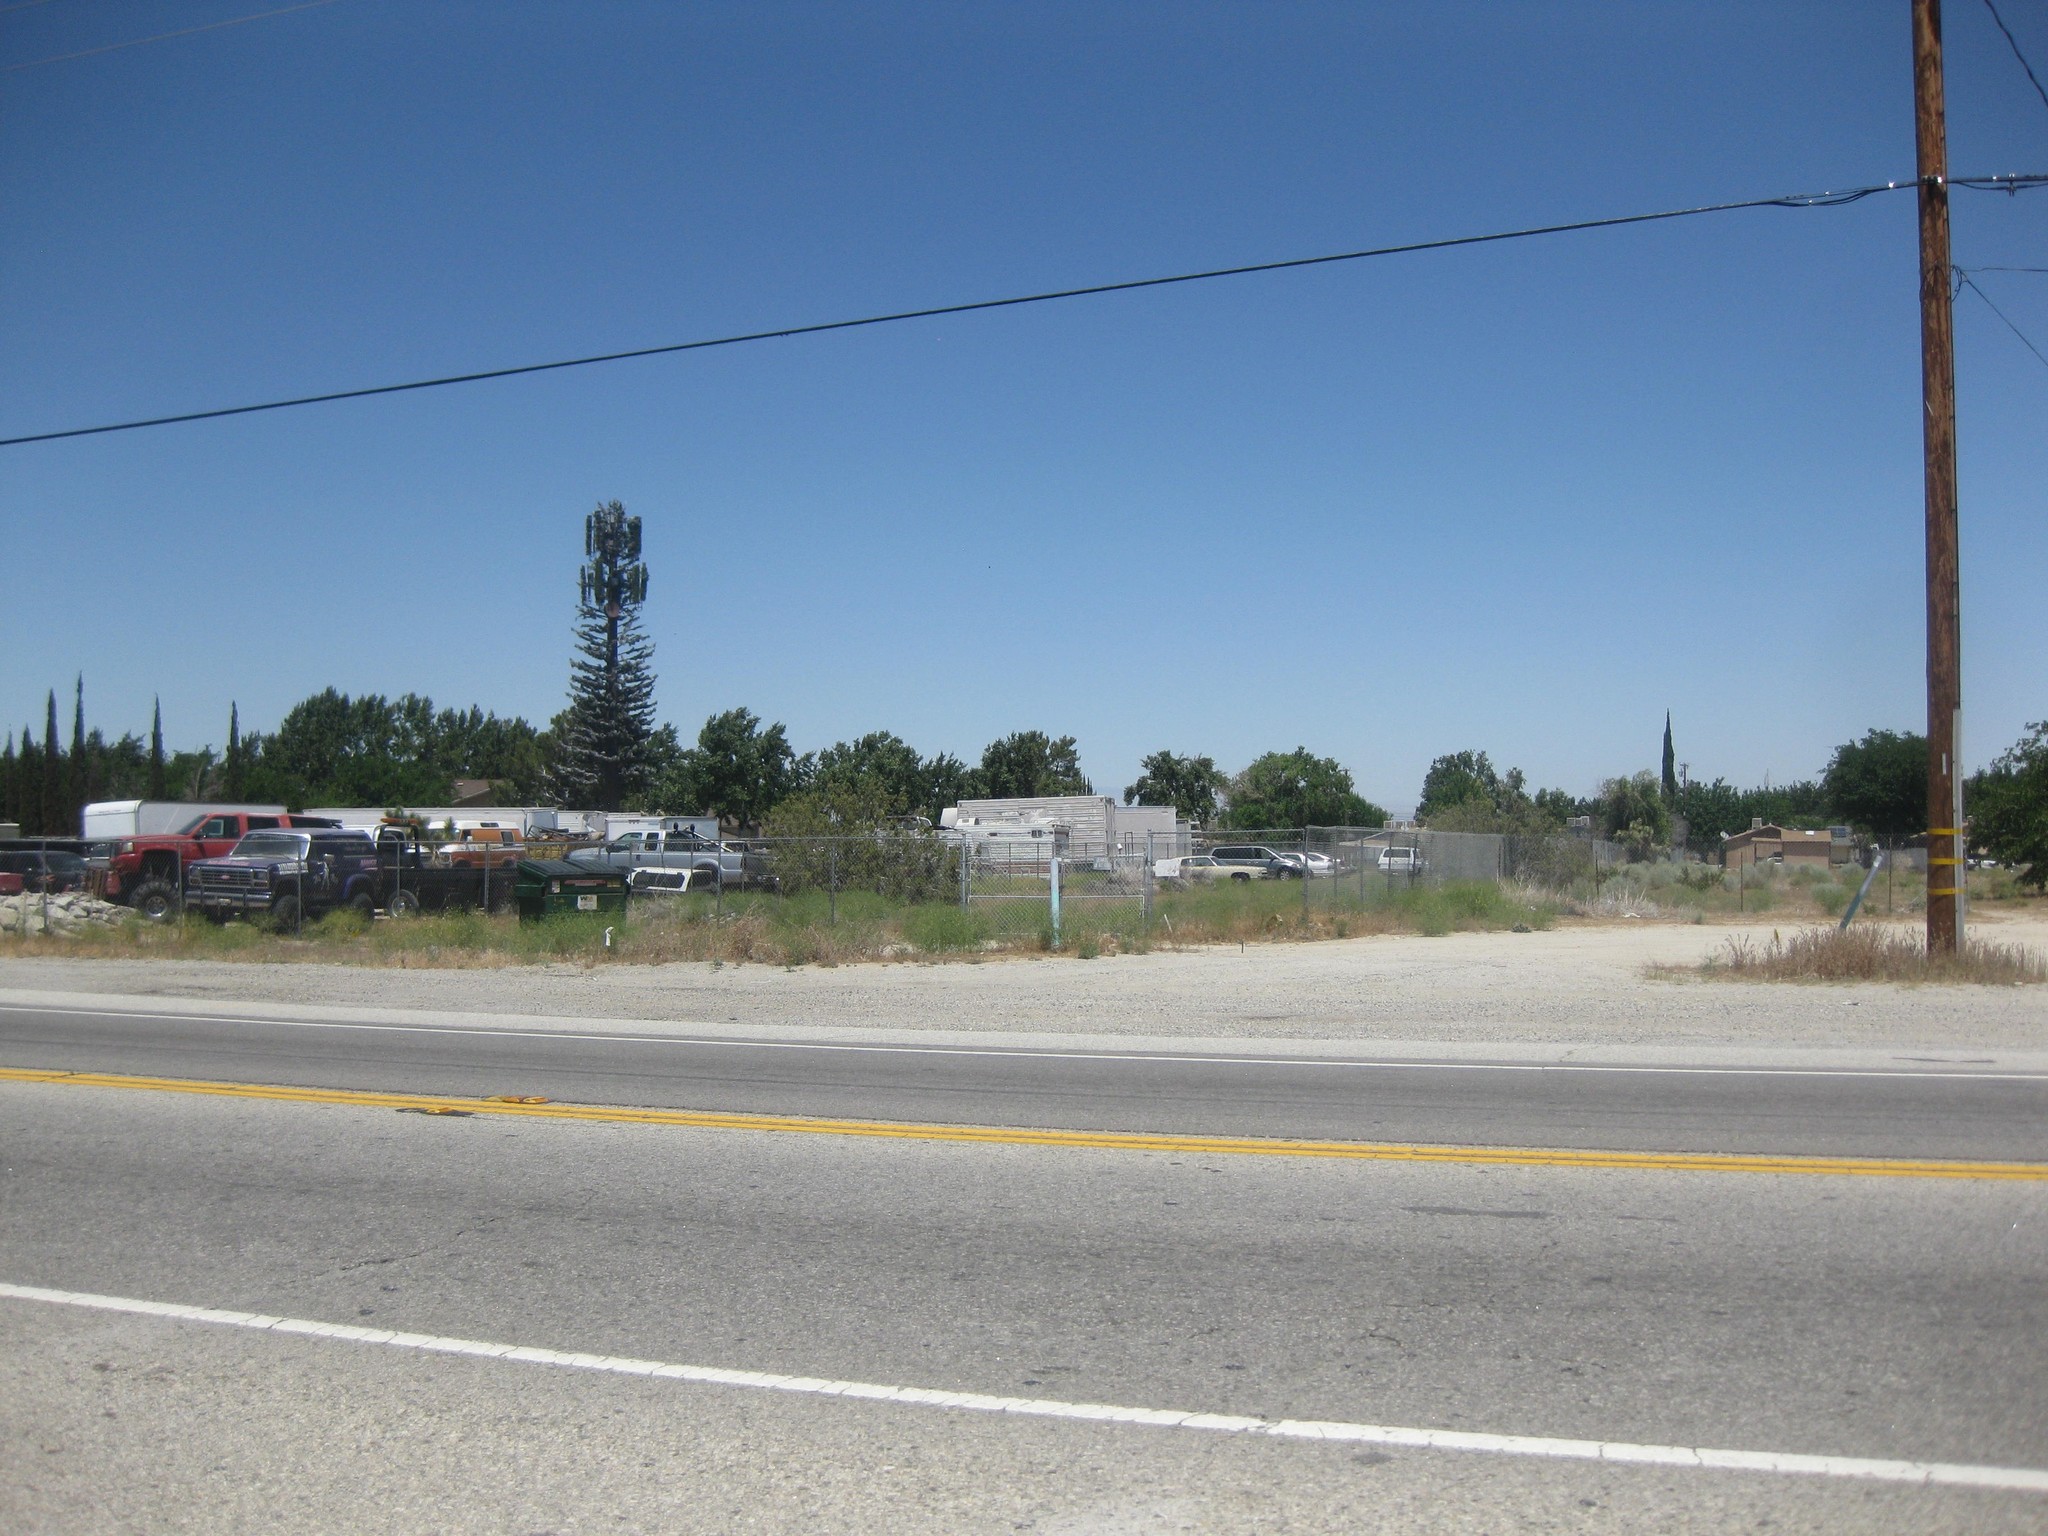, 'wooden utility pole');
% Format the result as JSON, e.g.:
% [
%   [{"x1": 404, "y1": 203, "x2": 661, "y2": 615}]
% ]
[{"x1": 1913, "y1": 0, "x2": 1963, "y2": 953}]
